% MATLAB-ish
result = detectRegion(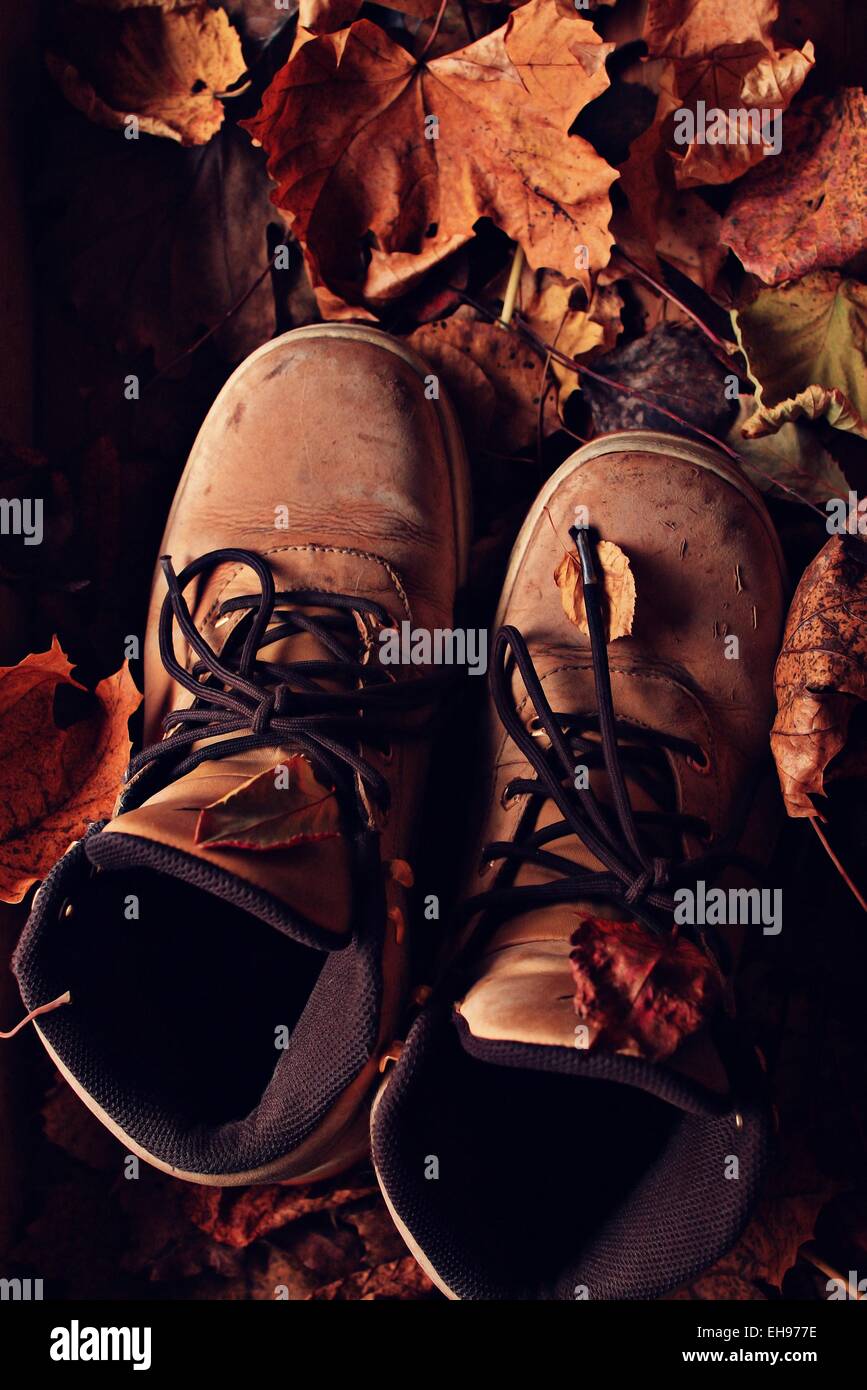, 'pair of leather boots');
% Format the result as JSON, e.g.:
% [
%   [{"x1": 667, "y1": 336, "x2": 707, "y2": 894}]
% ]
[{"x1": 15, "y1": 325, "x2": 787, "y2": 1300}]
